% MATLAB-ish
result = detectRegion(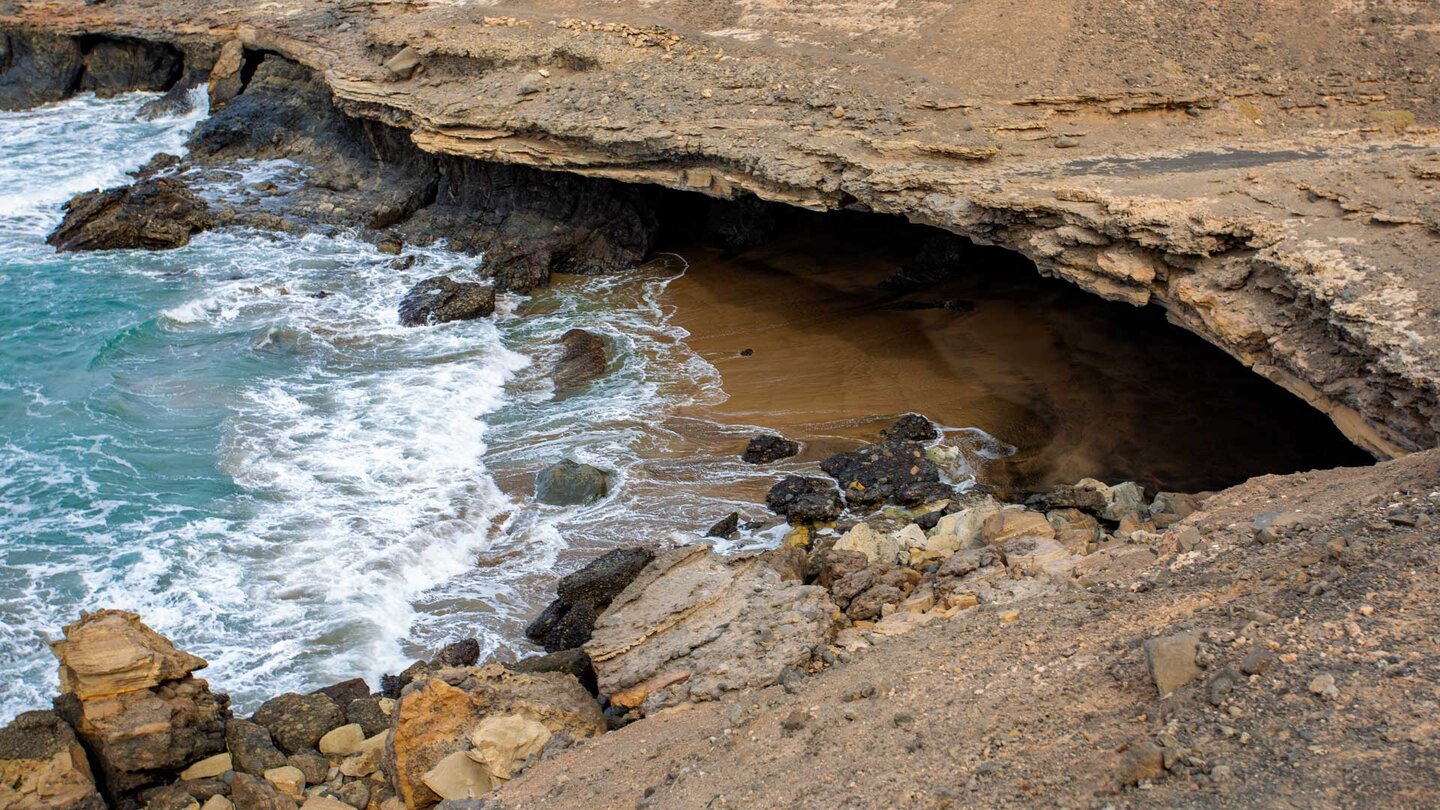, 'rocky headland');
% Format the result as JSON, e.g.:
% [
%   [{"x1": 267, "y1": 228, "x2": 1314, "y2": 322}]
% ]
[{"x1": 2, "y1": 0, "x2": 1439, "y2": 807}]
